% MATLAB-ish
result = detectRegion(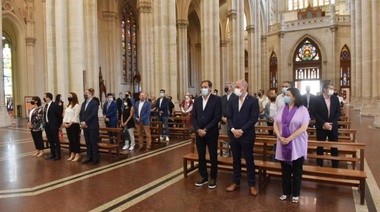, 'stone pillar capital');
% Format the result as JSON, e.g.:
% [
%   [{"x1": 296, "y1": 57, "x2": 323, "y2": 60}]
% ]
[
  {"x1": 176, "y1": 19, "x2": 189, "y2": 29},
  {"x1": 227, "y1": 10, "x2": 237, "y2": 19},
  {"x1": 220, "y1": 40, "x2": 228, "y2": 47},
  {"x1": 102, "y1": 11, "x2": 118, "y2": 22},
  {"x1": 261, "y1": 35, "x2": 267, "y2": 42},
  {"x1": 278, "y1": 31, "x2": 285, "y2": 38},
  {"x1": 246, "y1": 25, "x2": 255, "y2": 34},
  {"x1": 26, "y1": 37, "x2": 36, "y2": 46},
  {"x1": 137, "y1": 1, "x2": 152, "y2": 13},
  {"x1": 330, "y1": 25, "x2": 338, "y2": 33}
]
